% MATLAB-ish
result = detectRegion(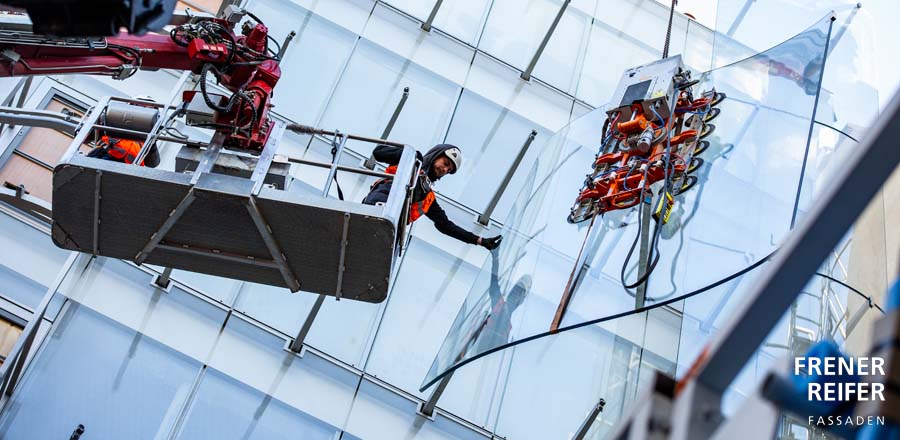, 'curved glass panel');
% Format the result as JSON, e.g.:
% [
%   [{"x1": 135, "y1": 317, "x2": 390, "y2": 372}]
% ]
[{"x1": 421, "y1": 15, "x2": 834, "y2": 391}]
